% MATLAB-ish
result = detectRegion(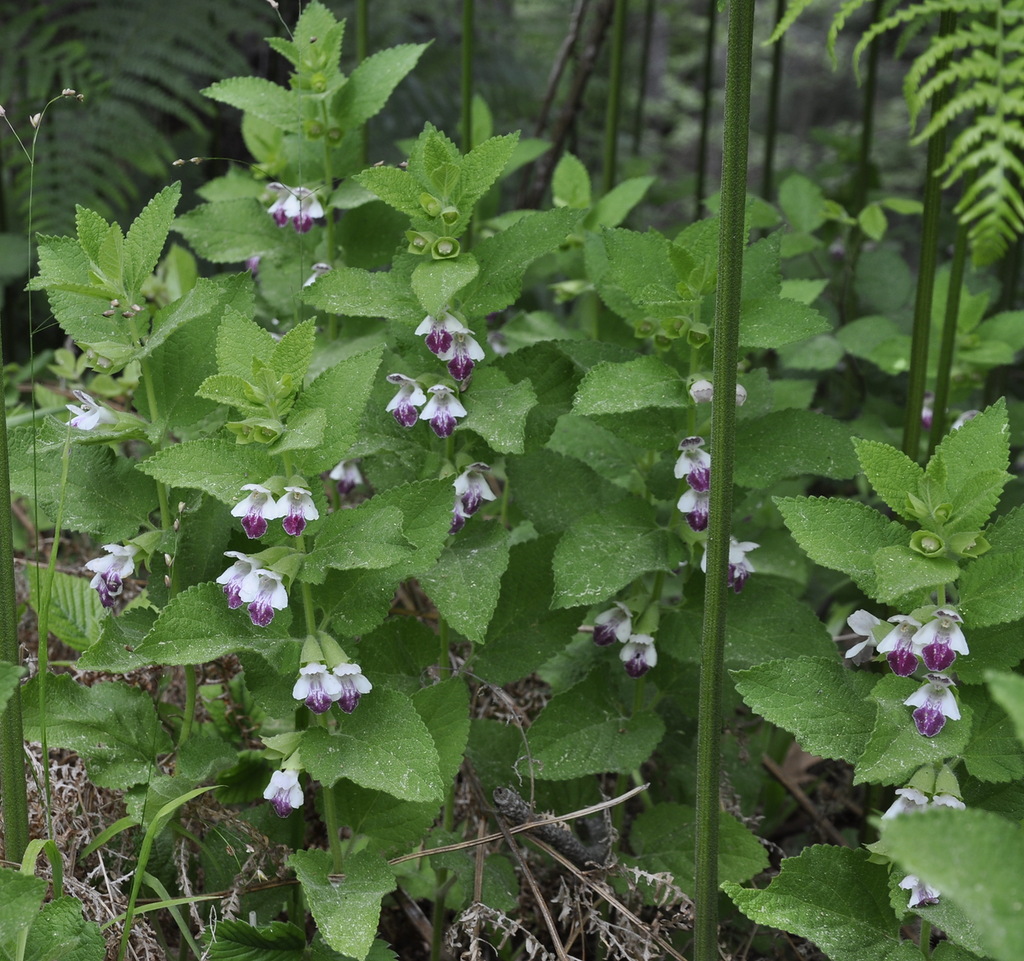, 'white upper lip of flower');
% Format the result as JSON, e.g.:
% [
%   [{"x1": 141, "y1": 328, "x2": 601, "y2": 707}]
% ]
[{"x1": 66, "y1": 390, "x2": 117, "y2": 430}]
